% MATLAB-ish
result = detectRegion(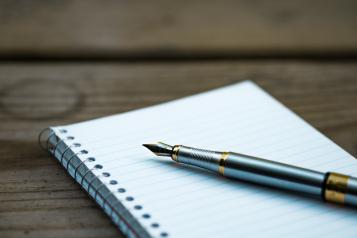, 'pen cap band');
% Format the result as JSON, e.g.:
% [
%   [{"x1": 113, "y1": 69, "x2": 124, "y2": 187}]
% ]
[
  {"x1": 218, "y1": 152, "x2": 229, "y2": 175},
  {"x1": 324, "y1": 172, "x2": 357, "y2": 206},
  {"x1": 172, "y1": 145, "x2": 181, "y2": 162}
]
